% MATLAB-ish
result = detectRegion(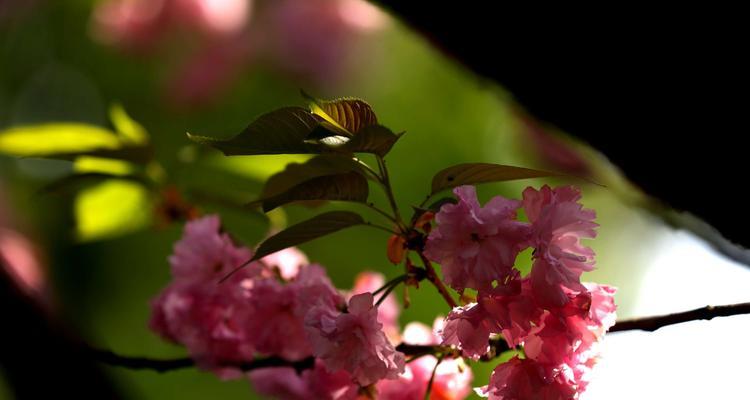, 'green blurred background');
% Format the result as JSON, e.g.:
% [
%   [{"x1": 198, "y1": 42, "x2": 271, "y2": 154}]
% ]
[{"x1": 0, "y1": 1, "x2": 670, "y2": 398}]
